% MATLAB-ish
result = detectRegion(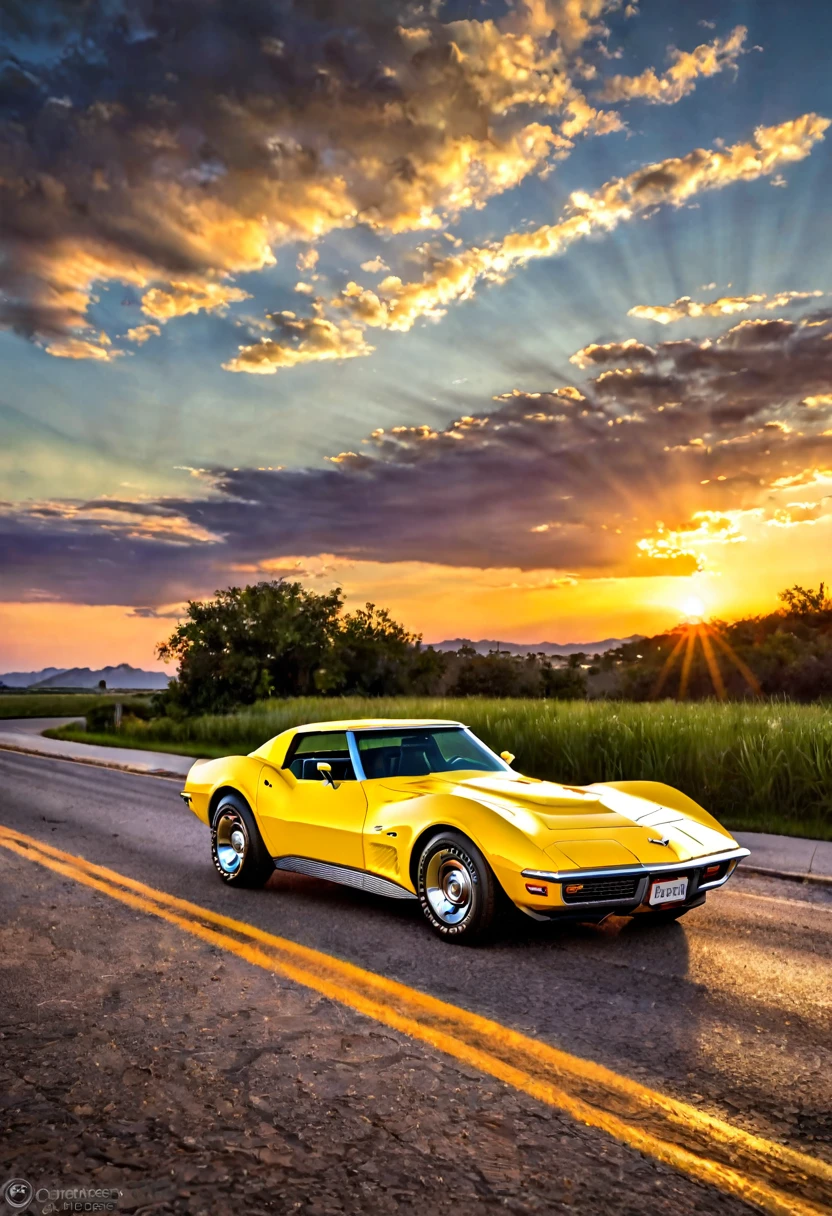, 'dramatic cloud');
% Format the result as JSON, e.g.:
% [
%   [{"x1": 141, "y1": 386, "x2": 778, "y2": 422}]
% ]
[
  {"x1": 0, "y1": 0, "x2": 626, "y2": 358},
  {"x1": 230, "y1": 113, "x2": 826, "y2": 373},
  {"x1": 629, "y1": 290, "x2": 825, "y2": 324},
  {"x1": 5, "y1": 303, "x2": 832, "y2": 604},
  {"x1": 600, "y1": 26, "x2": 747, "y2": 105},
  {"x1": 223, "y1": 305, "x2": 374, "y2": 373},
  {"x1": 570, "y1": 339, "x2": 657, "y2": 369},
  {"x1": 140, "y1": 283, "x2": 251, "y2": 323}
]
